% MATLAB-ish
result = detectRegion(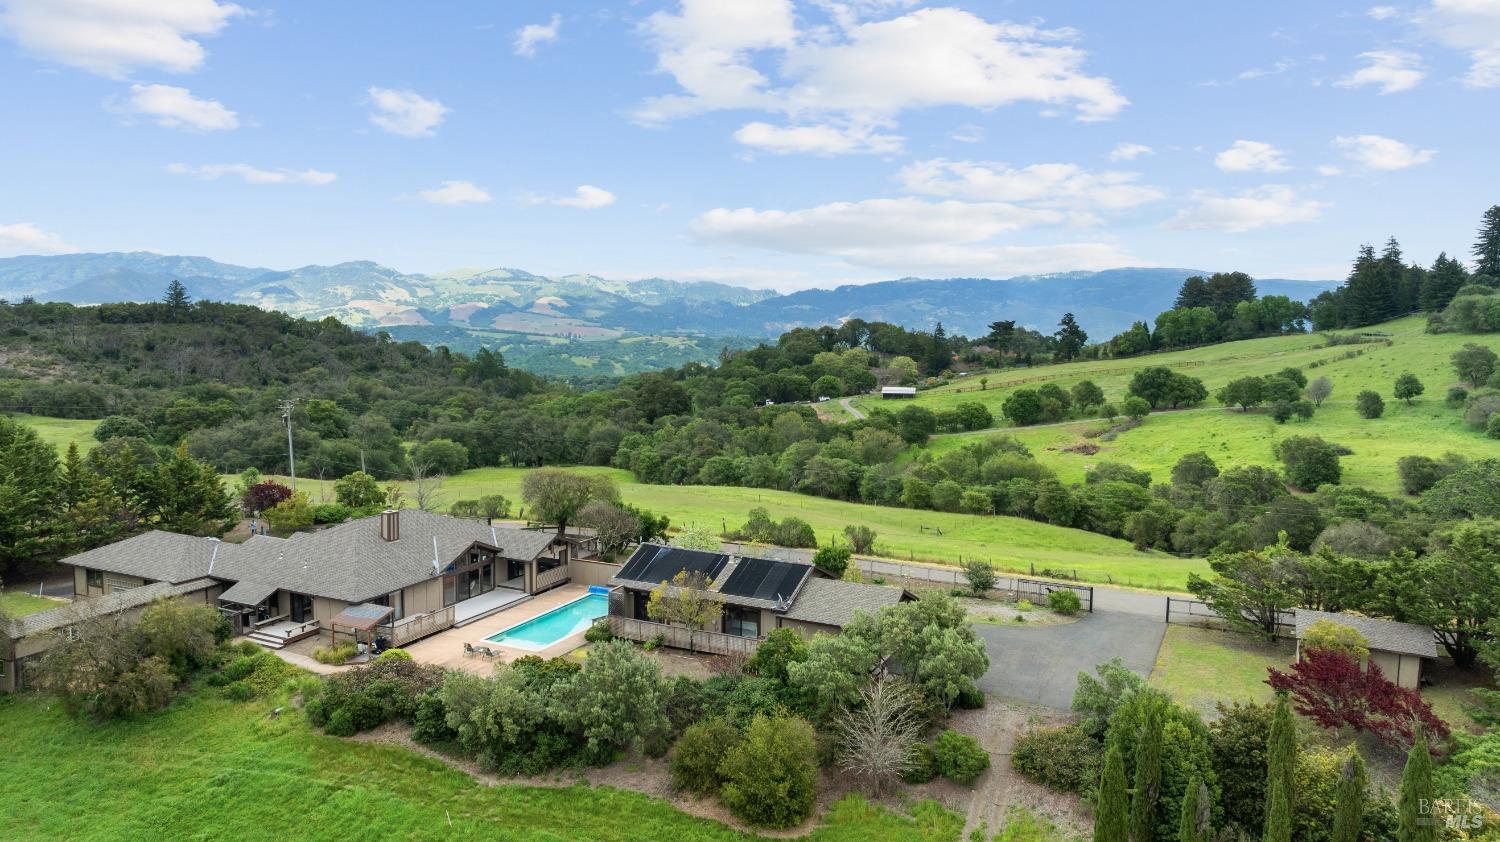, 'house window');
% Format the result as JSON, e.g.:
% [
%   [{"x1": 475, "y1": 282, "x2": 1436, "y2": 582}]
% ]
[
  {"x1": 86, "y1": 569, "x2": 103, "y2": 589},
  {"x1": 443, "y1": 575, "x2": 457, "y2": 607},
  {"x1": 723, "y1": 605, "x2": 760, "y2": 638}
]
